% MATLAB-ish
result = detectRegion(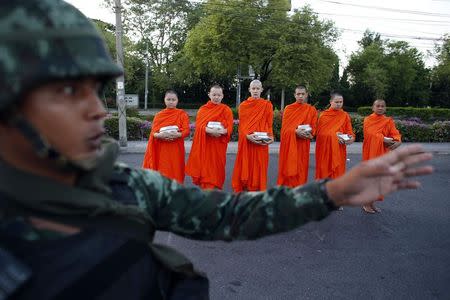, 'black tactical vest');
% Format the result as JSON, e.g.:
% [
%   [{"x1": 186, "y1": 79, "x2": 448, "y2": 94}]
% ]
[{"x1": 0, "y1": 172, "x2": 208, "y2": 300}]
